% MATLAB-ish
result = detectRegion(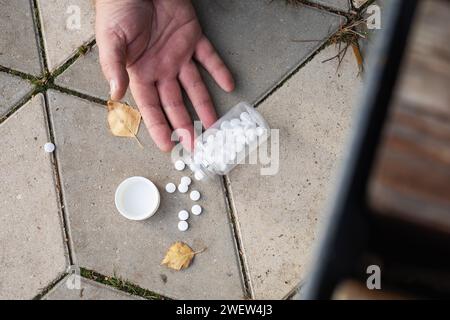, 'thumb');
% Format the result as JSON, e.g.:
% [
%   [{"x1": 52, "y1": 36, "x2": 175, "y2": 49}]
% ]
[{"x1": 96, "y1": 30, "x2": 129, "y2": 101}]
